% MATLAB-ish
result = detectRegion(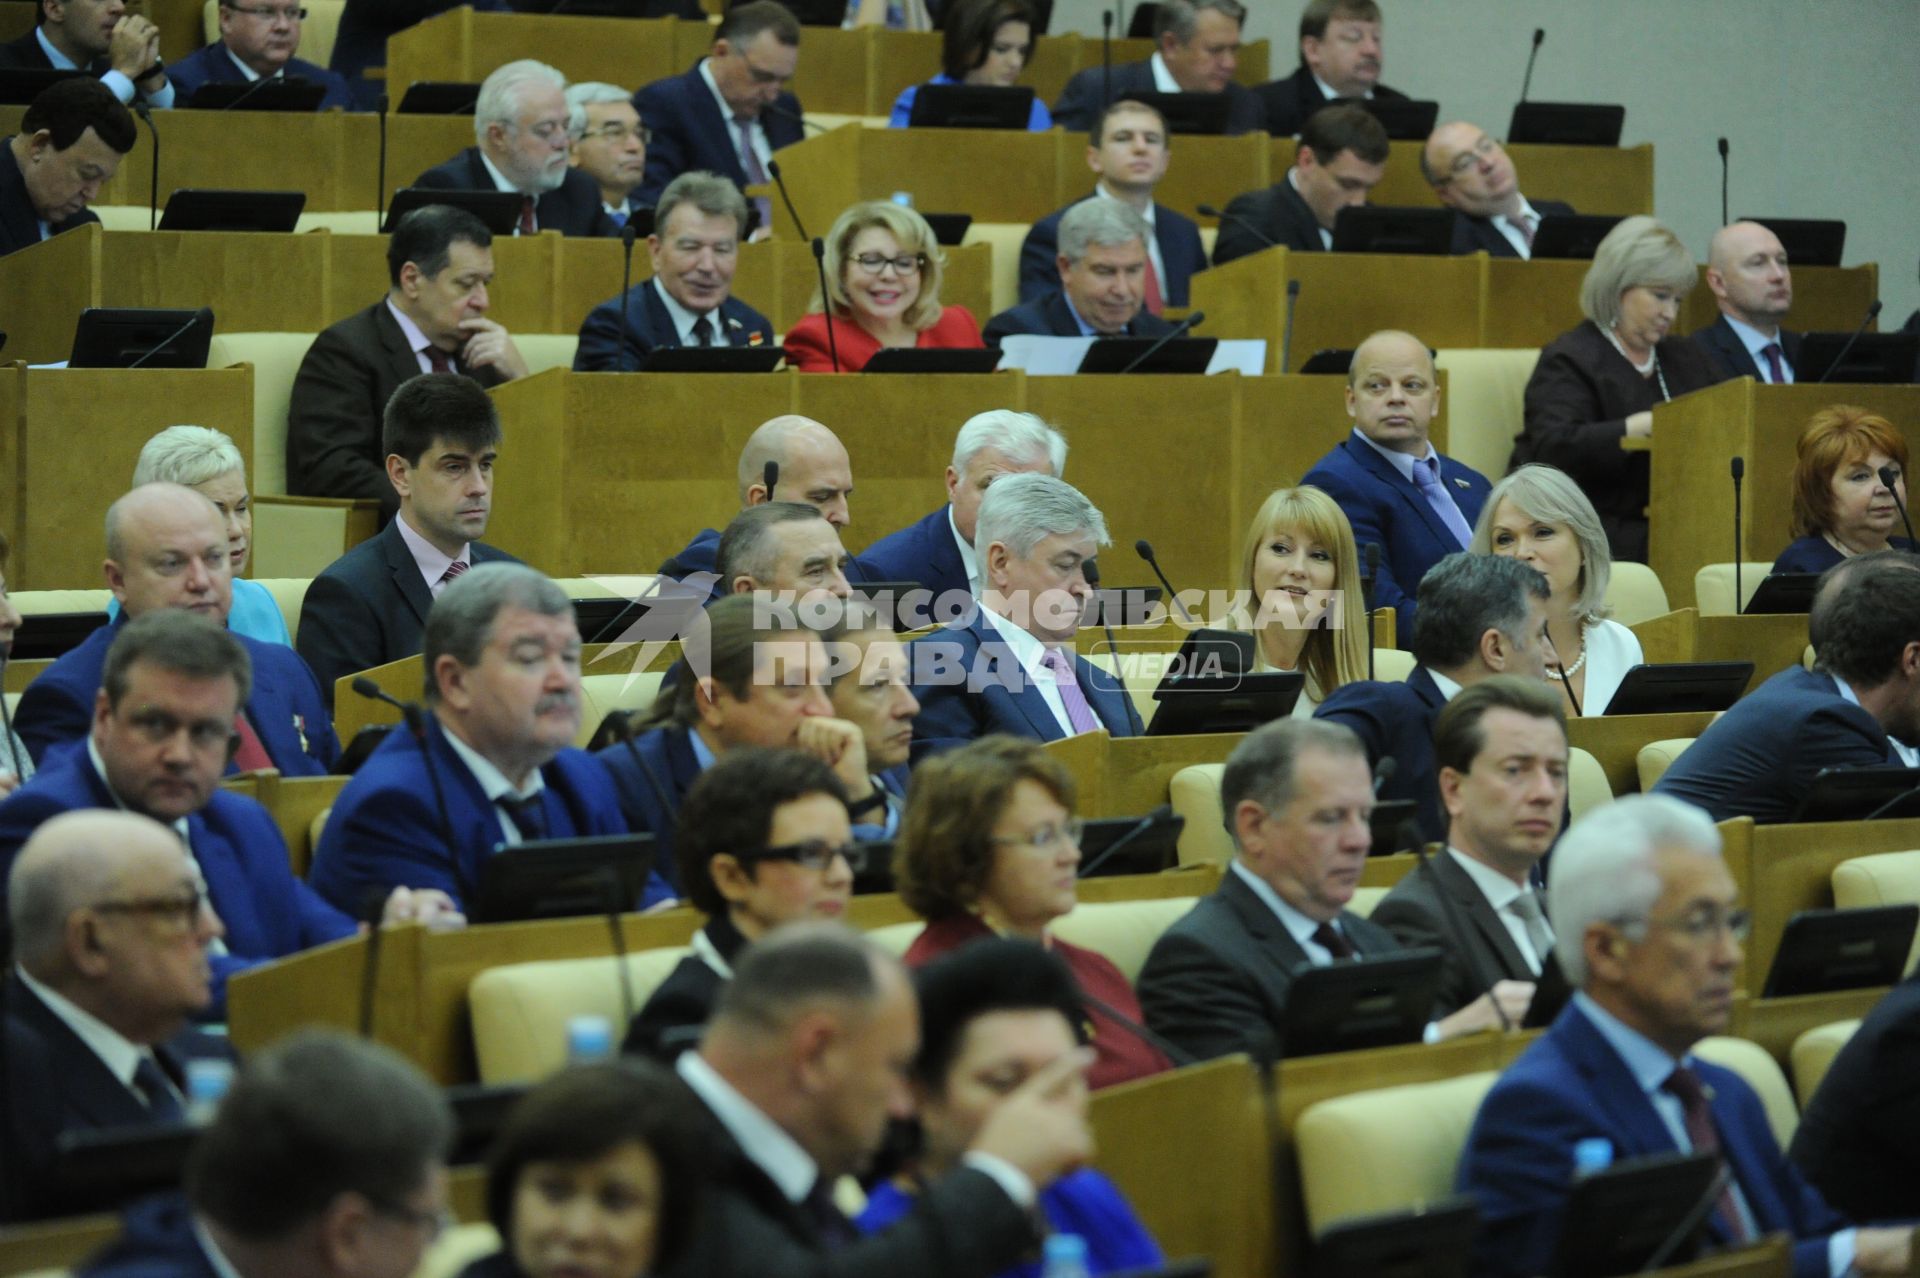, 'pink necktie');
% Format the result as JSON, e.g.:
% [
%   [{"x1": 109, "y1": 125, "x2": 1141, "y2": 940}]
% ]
[
  {"x1": 1761, "y1": 342, "x2": 1786, "y2": 384},
  {"x1": 1040, "y1": 648, "x2": 1100, "y2": 734}
]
